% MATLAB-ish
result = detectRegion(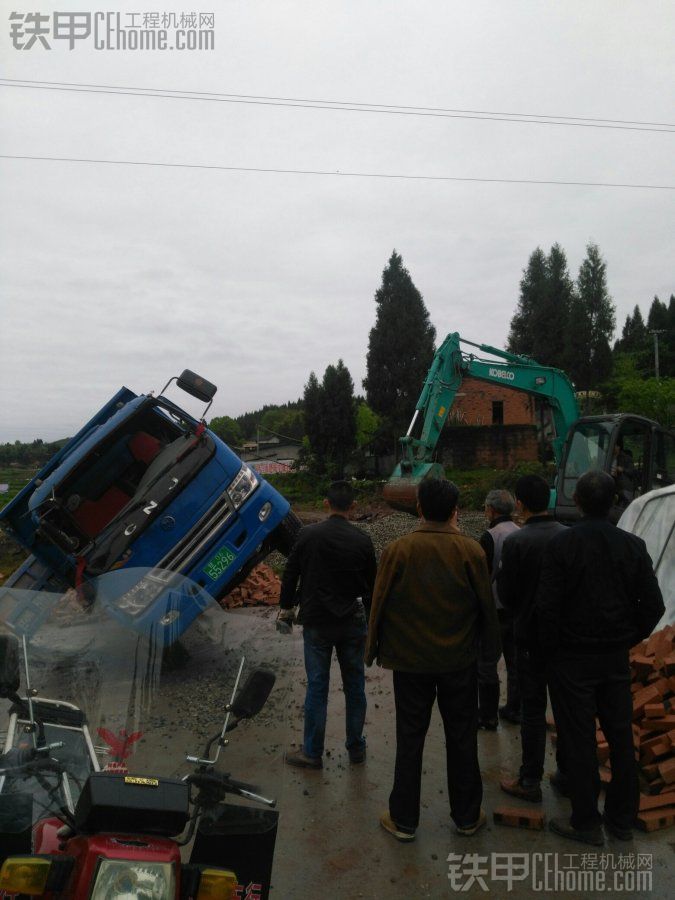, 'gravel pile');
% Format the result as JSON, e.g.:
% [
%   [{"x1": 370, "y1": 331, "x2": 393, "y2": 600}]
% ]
[{"x1": 355, "y1": 509, "x2": 486, "y2": 559}]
